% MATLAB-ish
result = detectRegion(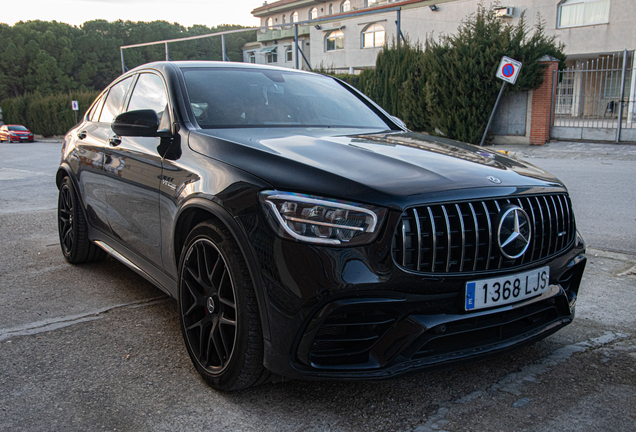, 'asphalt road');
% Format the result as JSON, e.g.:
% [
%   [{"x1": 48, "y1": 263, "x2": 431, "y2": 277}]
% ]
[{"x1": 1, "y1": 141, "x2": 635, "y2": 432}]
